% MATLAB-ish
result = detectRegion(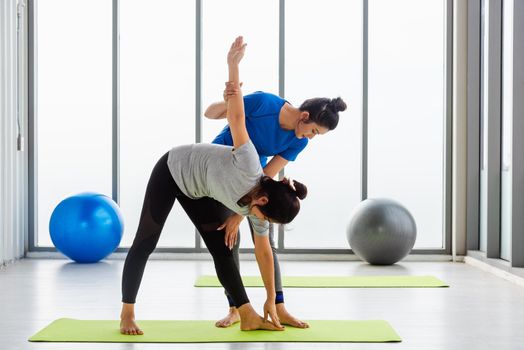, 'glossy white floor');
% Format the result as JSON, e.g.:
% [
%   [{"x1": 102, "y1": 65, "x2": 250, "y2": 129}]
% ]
[{"x1": 1, "y1": 258, "x2": 523, "y2": 350}]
